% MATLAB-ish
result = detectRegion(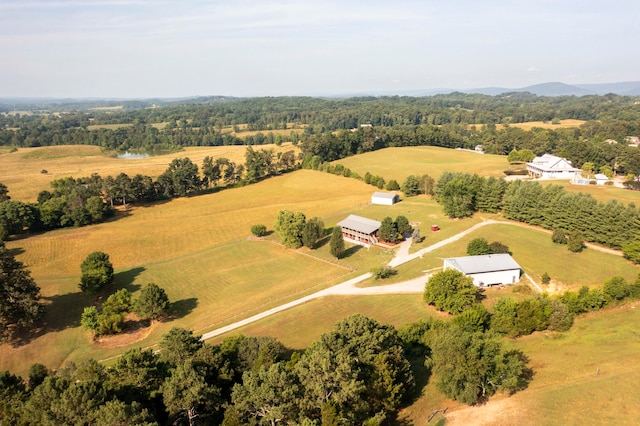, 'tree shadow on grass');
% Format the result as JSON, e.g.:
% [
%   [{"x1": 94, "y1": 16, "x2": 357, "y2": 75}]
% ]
[
  {"x1": 39, "y1": 290, "x2": 92, "y2": 334},
  {"x1": 341, "y1": 244, "x2": 362, "y2": 259},
  {"x1": 113, "y1": 267, "x2": 146, "y2": 293},
  {"x1": 169, "y1": 298, "x2": 198, "y2": 320}
]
